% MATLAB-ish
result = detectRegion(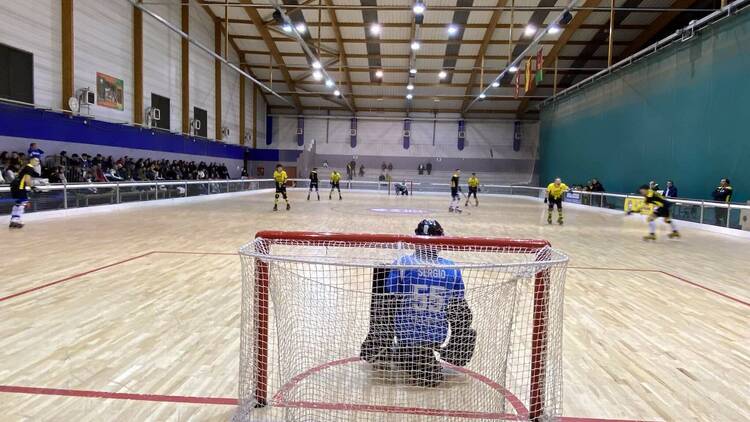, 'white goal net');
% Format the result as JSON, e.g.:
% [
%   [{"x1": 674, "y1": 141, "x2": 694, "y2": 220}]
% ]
[{"x1": 235, "y1": 231, "x2": 568, "y2": 422}]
